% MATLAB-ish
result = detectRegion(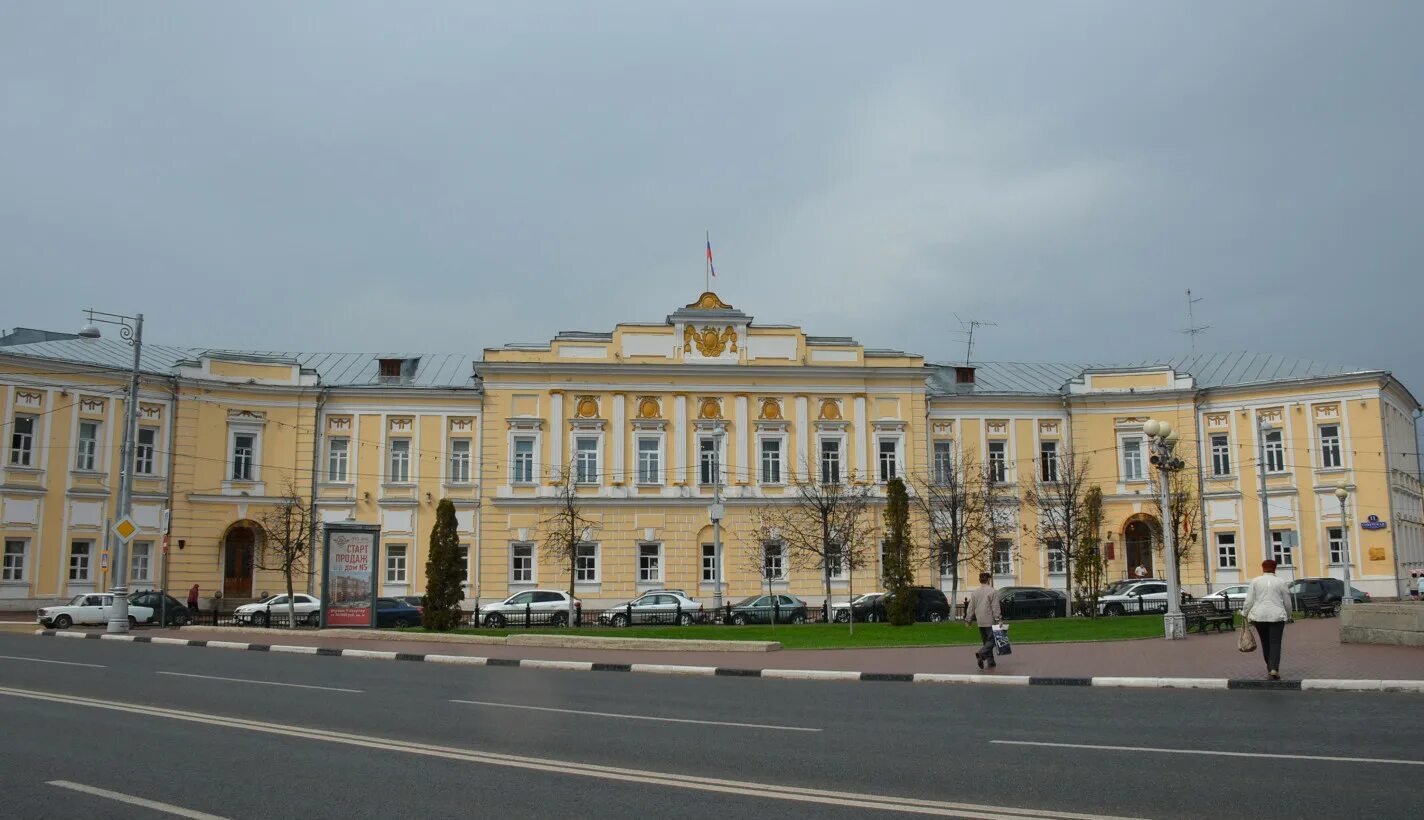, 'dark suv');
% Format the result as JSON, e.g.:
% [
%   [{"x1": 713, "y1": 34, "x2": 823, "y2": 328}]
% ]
[
  {"x1": 881, "y1": 587, "x2": 952, "y2": 622},
  {"x1": 1288, "y1": 578, "x2": 1370, "y2": 607}
]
